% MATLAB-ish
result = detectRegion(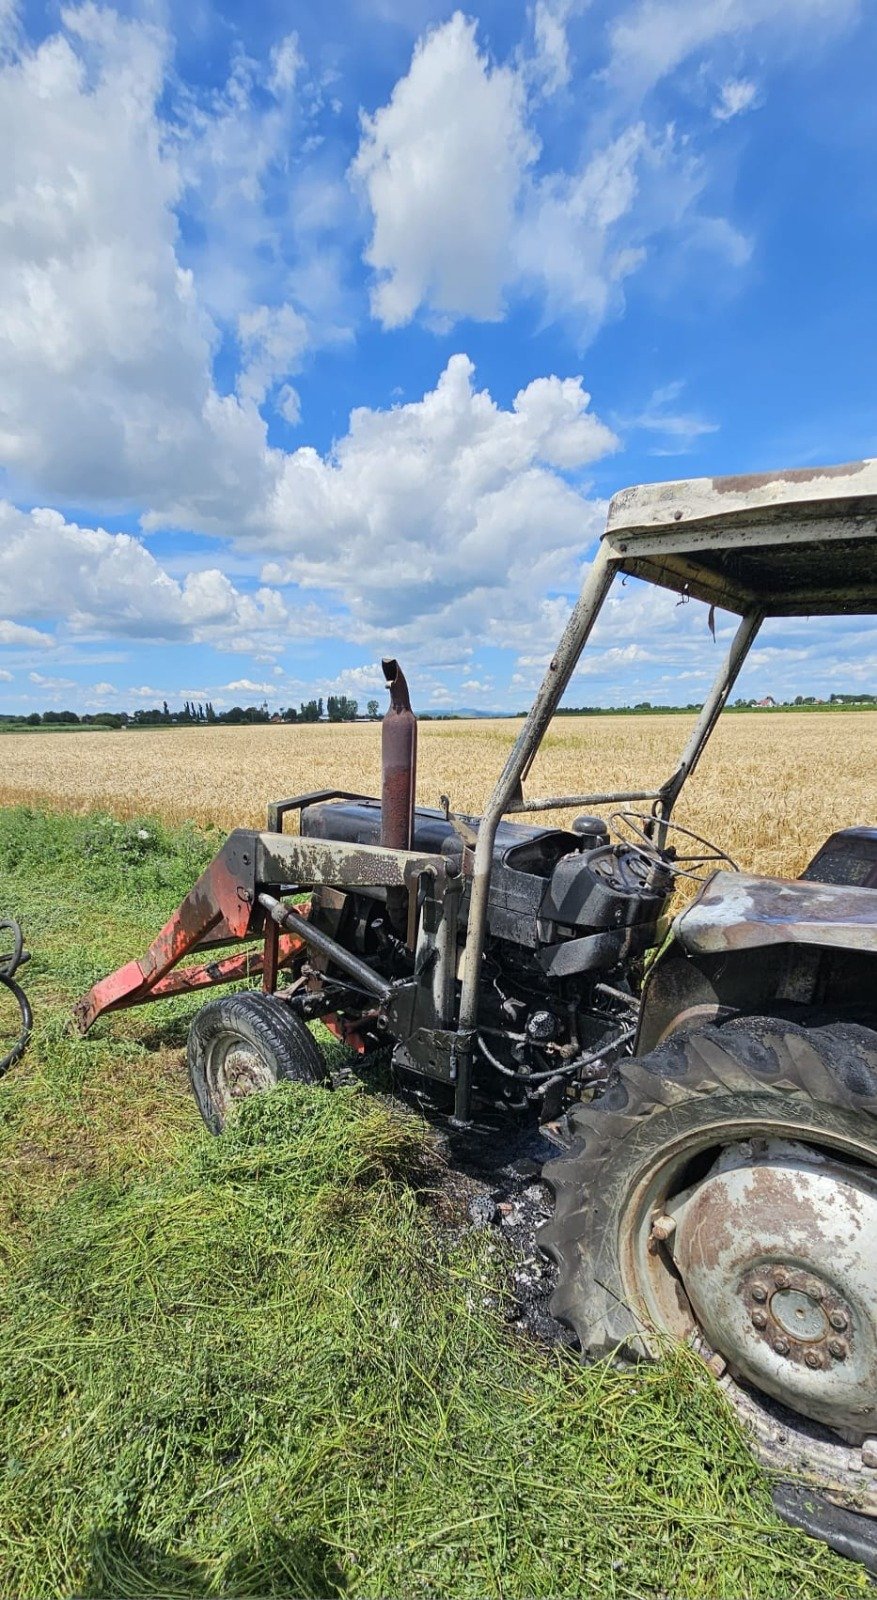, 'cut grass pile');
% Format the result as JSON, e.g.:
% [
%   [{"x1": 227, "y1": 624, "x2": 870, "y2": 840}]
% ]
[{"x1": 0, "y1": 805, "x2": 868, "y2": 1598}]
